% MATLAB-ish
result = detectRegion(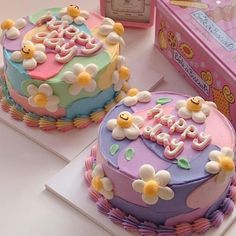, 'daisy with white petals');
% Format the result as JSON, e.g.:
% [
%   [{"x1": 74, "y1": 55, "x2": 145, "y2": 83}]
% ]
[
  {"x1": 62, "y1": 63, "x2": 98, "y2": 96},
  {"x1": 91, "y1": 164, "x2": 114, "y2": 200},
  {"x1": 205, "y1": 147, "x2": 235, "y2": 183},
  {"x1": 27, "y1": 84, "x2": 60, "y2": 112},
  {"x1": 11, "y1": 41, "x2": 47, "y2": 70},
  {"x1": 107, "y1": 111, "x2": 144, "y2": 140},
  {"x1": 132, "y1": 164, "x2": 174, "y2": 205},
  {"x1": 58, "y1": 5, "x2": 89, "y2": 25},
  {"x1": 123, "y1": 88, "x2": 151, "y2": 107},
  {"x1": 176, "y1": 96, "x2": 216, "y2": 124},
  {"x1": 112, "y1": 56, "x2": 130, "y2": 92},
  {"x1": 99, "y1": 18, "x2": 125, "y2": 45},
  {"x1": 1, "y1": 18, "x2": 26, "y2": 40}
]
